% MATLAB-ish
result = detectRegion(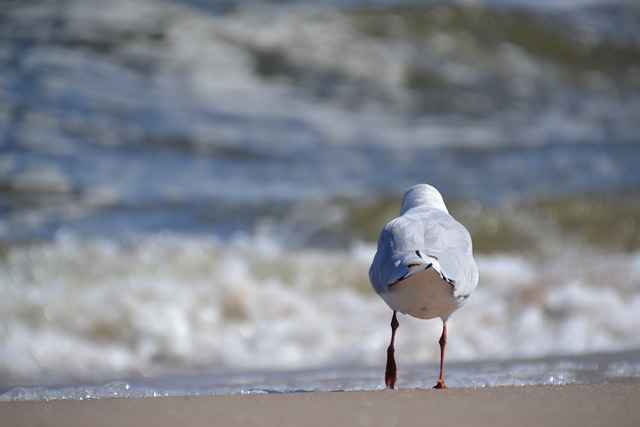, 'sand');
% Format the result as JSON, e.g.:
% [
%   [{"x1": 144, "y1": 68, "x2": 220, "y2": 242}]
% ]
[{"x1": 2, "y1": 380, "x2": 639, "y2": 427}]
